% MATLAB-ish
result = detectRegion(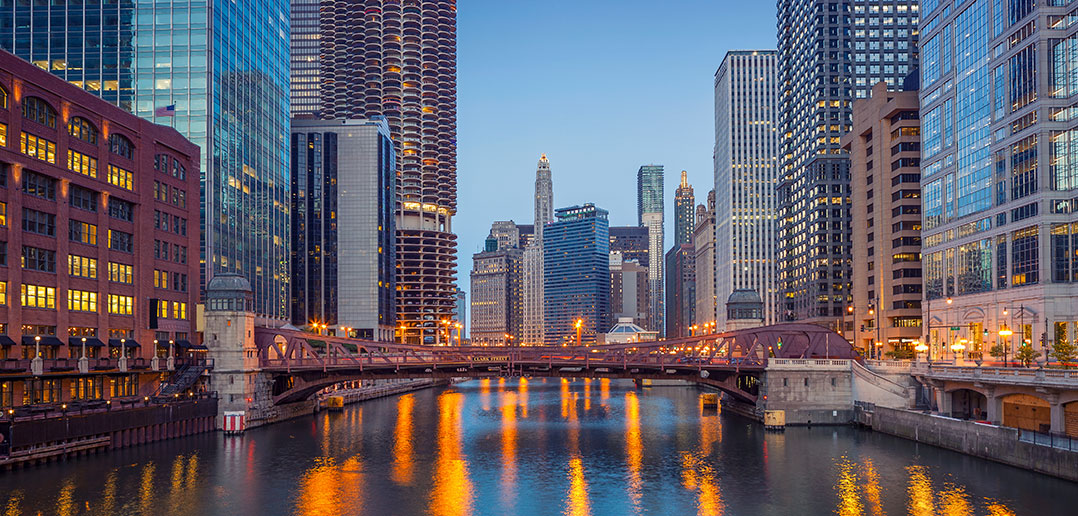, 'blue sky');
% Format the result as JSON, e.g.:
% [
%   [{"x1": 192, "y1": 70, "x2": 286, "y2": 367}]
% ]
[{"x1": 455, "y1": 0, "x2": 777, "y2": 271}]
